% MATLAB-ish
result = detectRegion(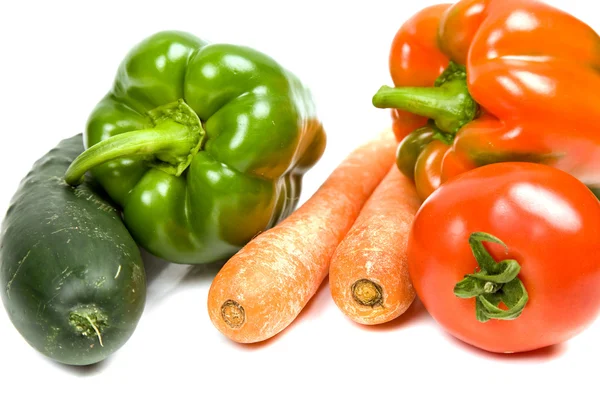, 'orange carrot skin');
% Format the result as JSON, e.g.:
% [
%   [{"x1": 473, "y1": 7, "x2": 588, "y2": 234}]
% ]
[
  {"x1": 329, "y1": 165, "x2": 421, "y2": 325},
  {"x1": 207, "y1": 130, "x2": 397, "y2": 343}
]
